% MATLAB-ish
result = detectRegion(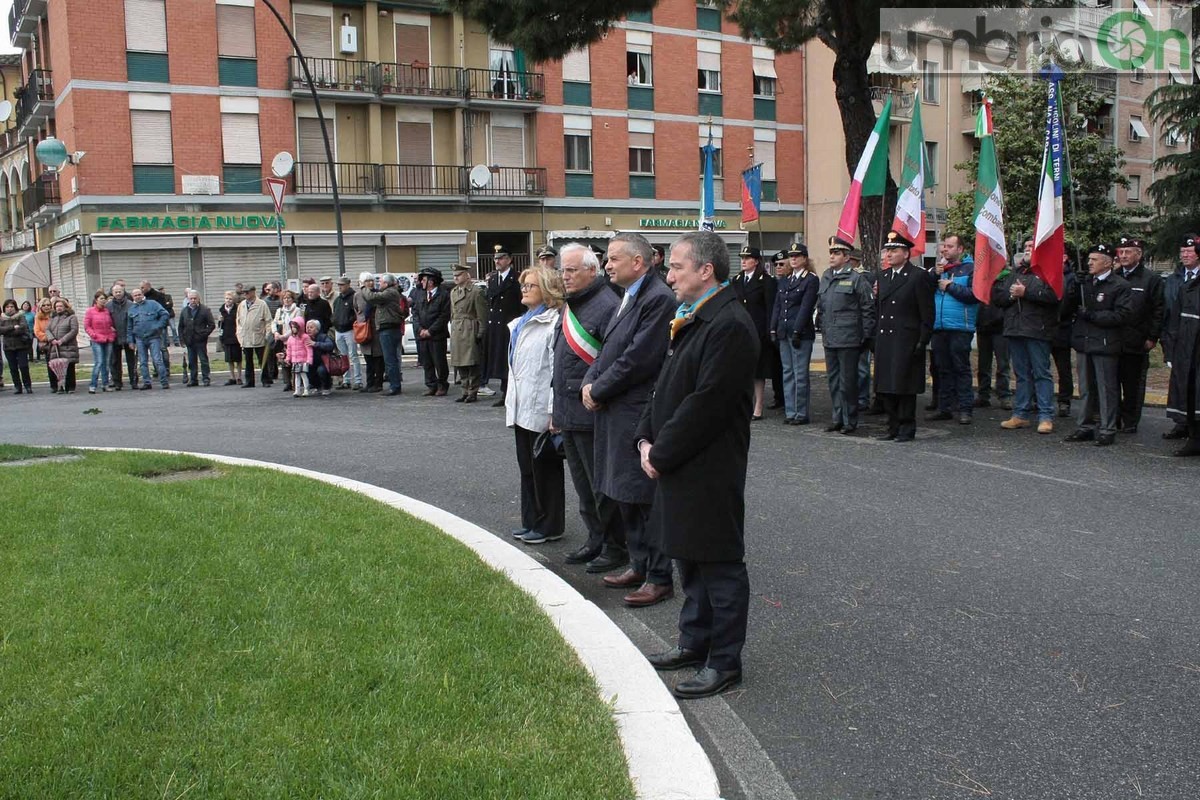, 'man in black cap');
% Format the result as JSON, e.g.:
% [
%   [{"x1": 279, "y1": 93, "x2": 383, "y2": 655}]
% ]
[
  {"x1": 412, "y1": 266, "x2": 451, "y2": 396},
  {"x1": 651, "y1": 244, "x2": 667, "y2": 280},
  {"x1": 771, "y1": 240, "x2": 820, "y2": 425},
  {"x1": 732, "y1": 243, "x2": 778, "y2": 419},
  {"x1": 1064, "y1": 243, "x2": 1133, "y2": 446},
  {"x1": 873, "y1": 230, "x2": 935, "y2": 441},
  {"x1": 816, "y1": 235, "x2": 875, "y2": 433},
  {"x1": 1162, "y1": 234, "x2": 1200, "y2": 454},
  {"x1": 1113, "y1": 234, "x2": 1165, "y2": 433},
  {"x1": 536, "y1": 245, "x2": 557, "y2": 270},
  {"x1": 481, "y1": 244, "x2": 524, "y2": 405}
]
